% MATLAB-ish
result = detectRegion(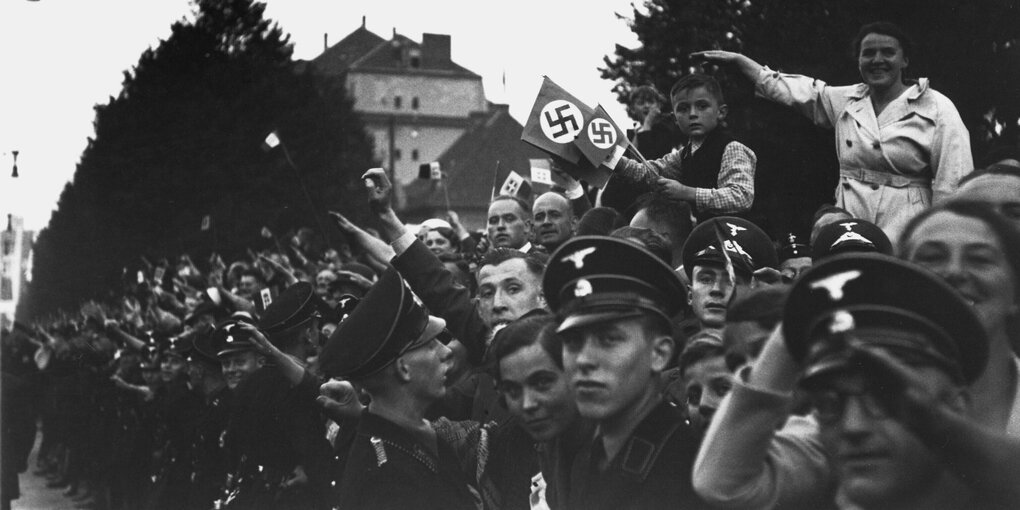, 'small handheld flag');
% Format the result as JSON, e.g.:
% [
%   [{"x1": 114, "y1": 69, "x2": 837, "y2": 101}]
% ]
[
  {"x1": 260, "y1": 288, "x2": 273, "y2": 309},
  {"x1": 260, "y1": 227, "x2": 273, "y2": 239},
  {"x1": 200, "y1": 215, "x2": 211, "y2": 231},
  {"x1": 521, "y1": 77, "x2": 595, "y2": 164},
  {"x1": 575, "y1": 105, "x2": 627, "y2": 168},
  {"x1": 499, "y1": 171, "x2": 527, "y2": 197},
  {"x1": 418, "y1": 161, "x2": 442, "y2": 180},
  {"x1": 529, "y1": 159, "x2": 554, "y2": 185},
  {"x1": 262, "y1": 131, "x2": 281, "y2": 151}
]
